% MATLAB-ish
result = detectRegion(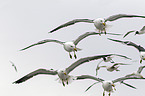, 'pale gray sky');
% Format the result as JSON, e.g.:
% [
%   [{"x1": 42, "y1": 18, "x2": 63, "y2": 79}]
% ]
[{"x1": 1, "y1": 0, "x2": 145, "y2": 96}]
